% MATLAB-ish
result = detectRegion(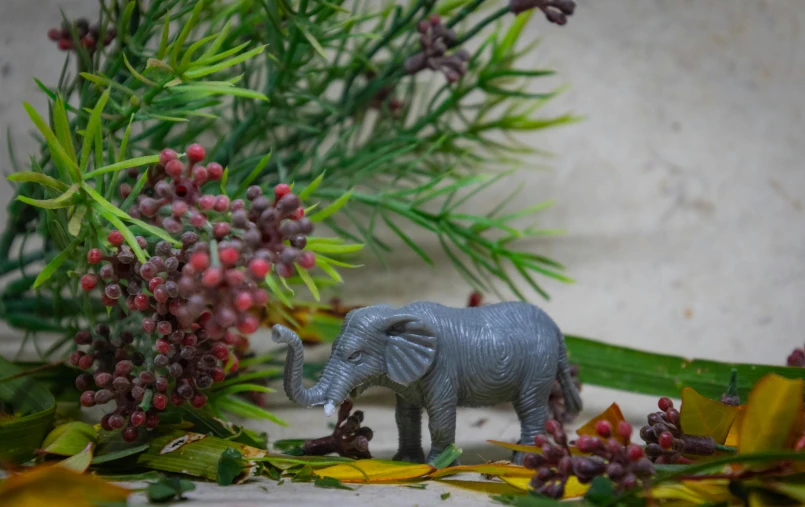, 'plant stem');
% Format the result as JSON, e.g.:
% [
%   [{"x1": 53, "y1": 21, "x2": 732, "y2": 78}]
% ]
[
  {"x1": 452, "y1": 6, "x2": 511, "y2": 47},
  {"x1": 714, "y1": 444, "x2": 737, "y2": 453},
  {"x1": 0, "y1": 361, "x2": 65, "y2": 384}
]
